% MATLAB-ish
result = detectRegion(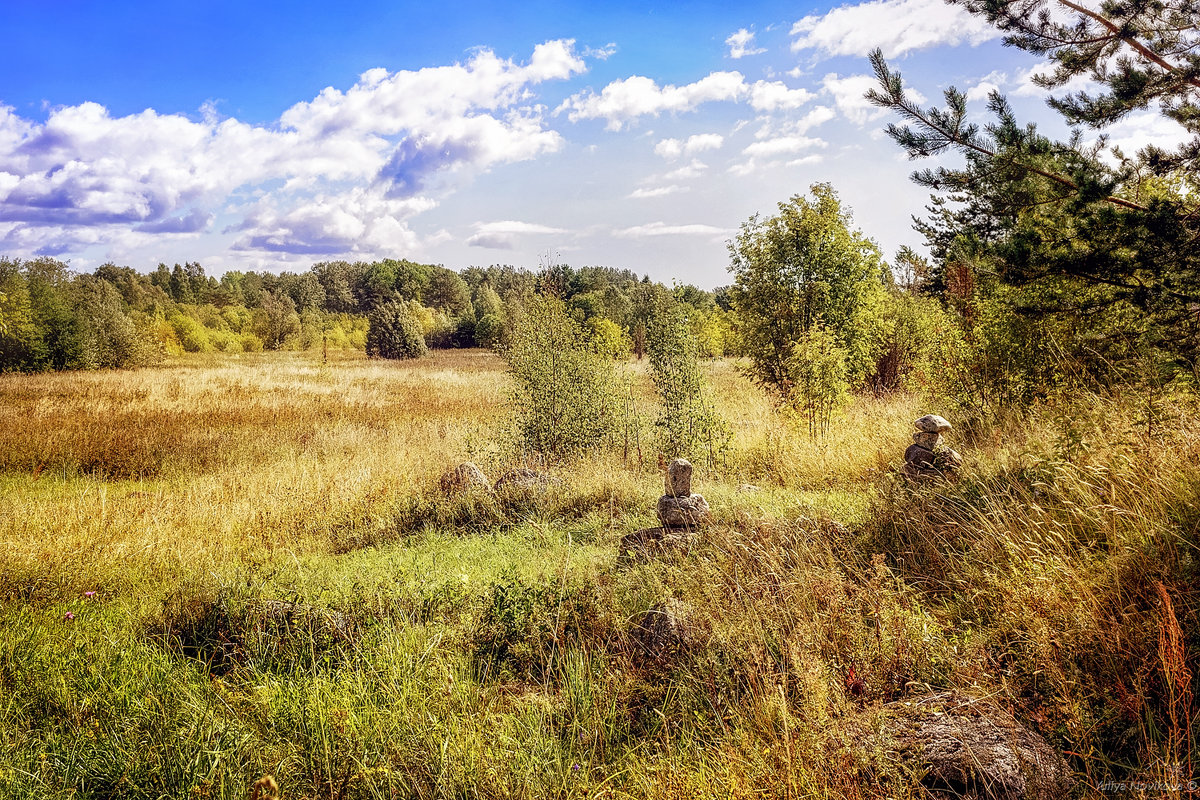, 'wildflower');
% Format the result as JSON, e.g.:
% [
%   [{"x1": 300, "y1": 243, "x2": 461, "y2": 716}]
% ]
[
  {"x1": 571, "y1": 763, "x2": 580, "y2": 773},
  {"x1": 84, "y1": 591, "x2": 96, "y2": 599},
  {"x1": 64, "y1": 611, "x2": 75, "y2": 621}
]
